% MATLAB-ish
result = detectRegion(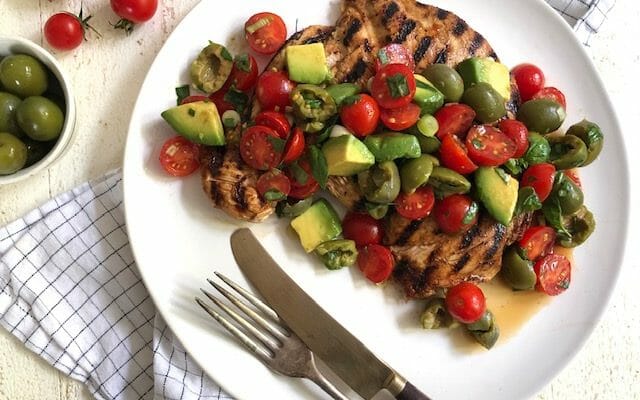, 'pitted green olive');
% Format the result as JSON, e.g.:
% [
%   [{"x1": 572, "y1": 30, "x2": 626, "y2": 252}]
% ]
[
  {"x1": 314, "y1": 239, "x2": 358, "y2": 270},
  {"x1": 550, "y1": 171, "x2": 584, "y2": 215},
  {"x1": 558, "y1": 205, "x2": 595, "y2": 248},
  {"x1": 427, "y1": 166, "x2": 471, "y2": 197},
  {"x1": 365, "y1": 202, "x2": 389, "y2": 220},
  {"x1": 461, "y1": 82, "x2": 506, "y2": 123},
  {"x1": 566, "y1": 119, "x2": 604, "y2": 166},
  {"x1": 470, "y1": 323, "x2": 499, "y2": 349},
  {"x1": 190, "y1": 42, "x2": 233, "y2": 93},
  {"x1": 420, "y1": 297, "x2": 457, "y2": 329},
  {"x1": 400, "y1": 155, "x2": 434, "y2": 194},
  {"x1": 517, "y1": 99, "x2": 566, "y2": 134},
  {"x1": 466, "y1": 310, "x2": 495, "y2": 332},
  {"x1": 524, "y1": 132, "x2": 551, "y2": 165},
  {"x1": 501, "y1": 246, "x2": 536, "y2": 290},
  {"x1": 548, "y1": 134, "x2": 588, "y2": 170},
  {"x1": 291, "y1": 84, "x2": 337, "y2": 133},
  {"x1": 358, "y1": 161, "x2": 401, "y2": 204},
  {"x1": 422, "y1": 64, "x2": 464, "y2": 103}
]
